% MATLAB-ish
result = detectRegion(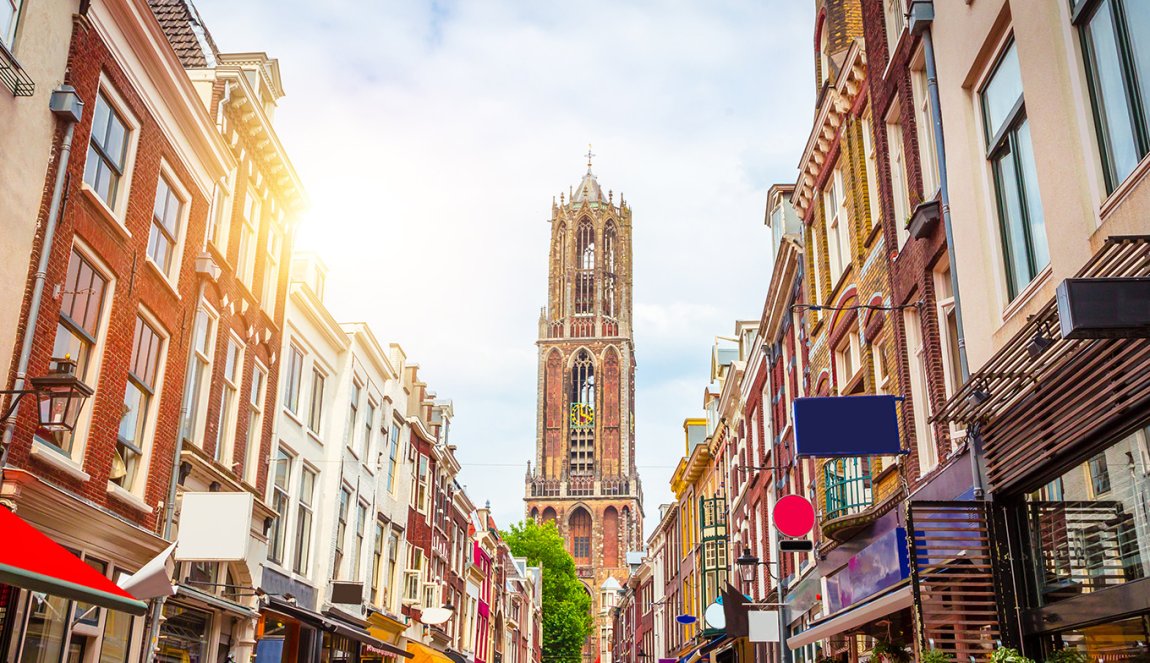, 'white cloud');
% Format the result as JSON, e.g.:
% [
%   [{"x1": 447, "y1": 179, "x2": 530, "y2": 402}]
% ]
[{"x1": 196, "y1": 0, "x2": 814, "y2": 534}]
